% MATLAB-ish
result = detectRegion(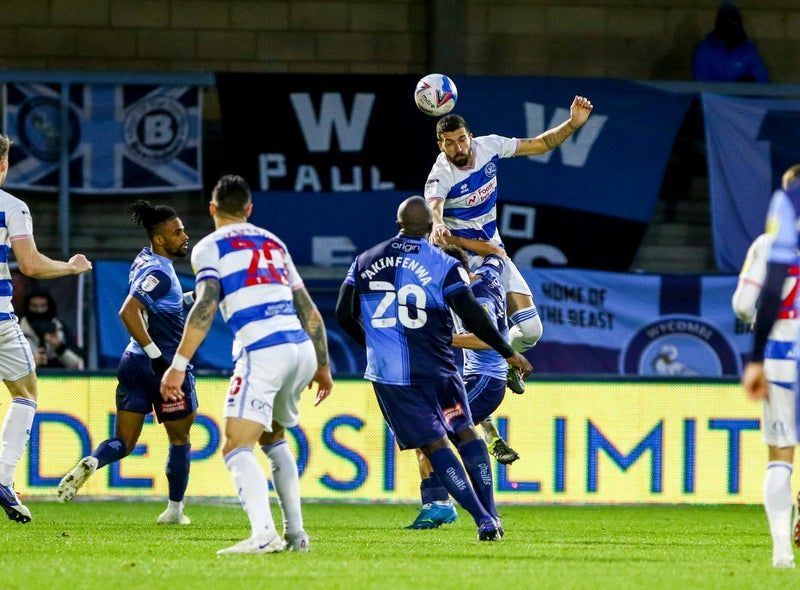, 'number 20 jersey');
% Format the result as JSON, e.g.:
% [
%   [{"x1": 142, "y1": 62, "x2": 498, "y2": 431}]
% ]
[
  {"x1": 345, "y1": 234, "x2": 470, "y2": 386},
  {"x1": 191, "y1": 222, "x2": 309, "y2": 358}
]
